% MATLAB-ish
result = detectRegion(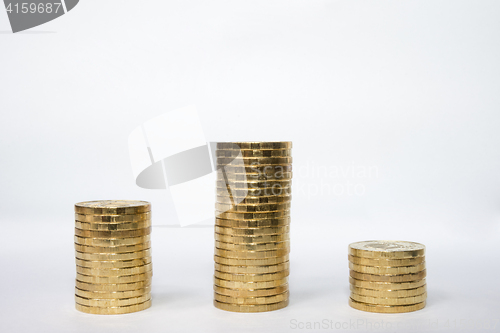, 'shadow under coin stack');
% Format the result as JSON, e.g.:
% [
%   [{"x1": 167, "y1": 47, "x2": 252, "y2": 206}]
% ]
[
  {"x1": 213, "y1": 141, "x2": 292, "y2": 312},
  {"x1": 74, "y1": 200, "x2": 153, "y2": 315},
  {"x1": 348, "y1": 240, "x2": 427, "y2": 313}
]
